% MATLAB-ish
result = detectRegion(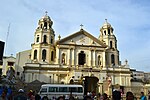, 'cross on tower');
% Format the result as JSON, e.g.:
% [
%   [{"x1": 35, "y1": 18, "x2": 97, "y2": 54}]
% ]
[
  {"x1": 80, "y1": 24, "x2": 83, "y2": 29},
  {"x1": 105, "y1": 19, "x2": 108, "y2": 23},
  {"x1": 45, "y1": 11, "x2": 48, "y2": 16}
]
